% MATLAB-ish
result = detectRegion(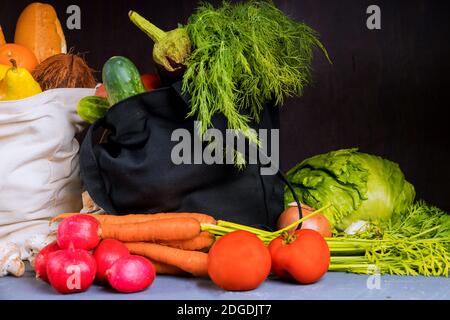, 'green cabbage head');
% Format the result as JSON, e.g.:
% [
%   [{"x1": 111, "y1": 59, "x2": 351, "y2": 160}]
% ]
[{"x1": 285, "y1": 148, "x2": 416, "y2": 231}]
